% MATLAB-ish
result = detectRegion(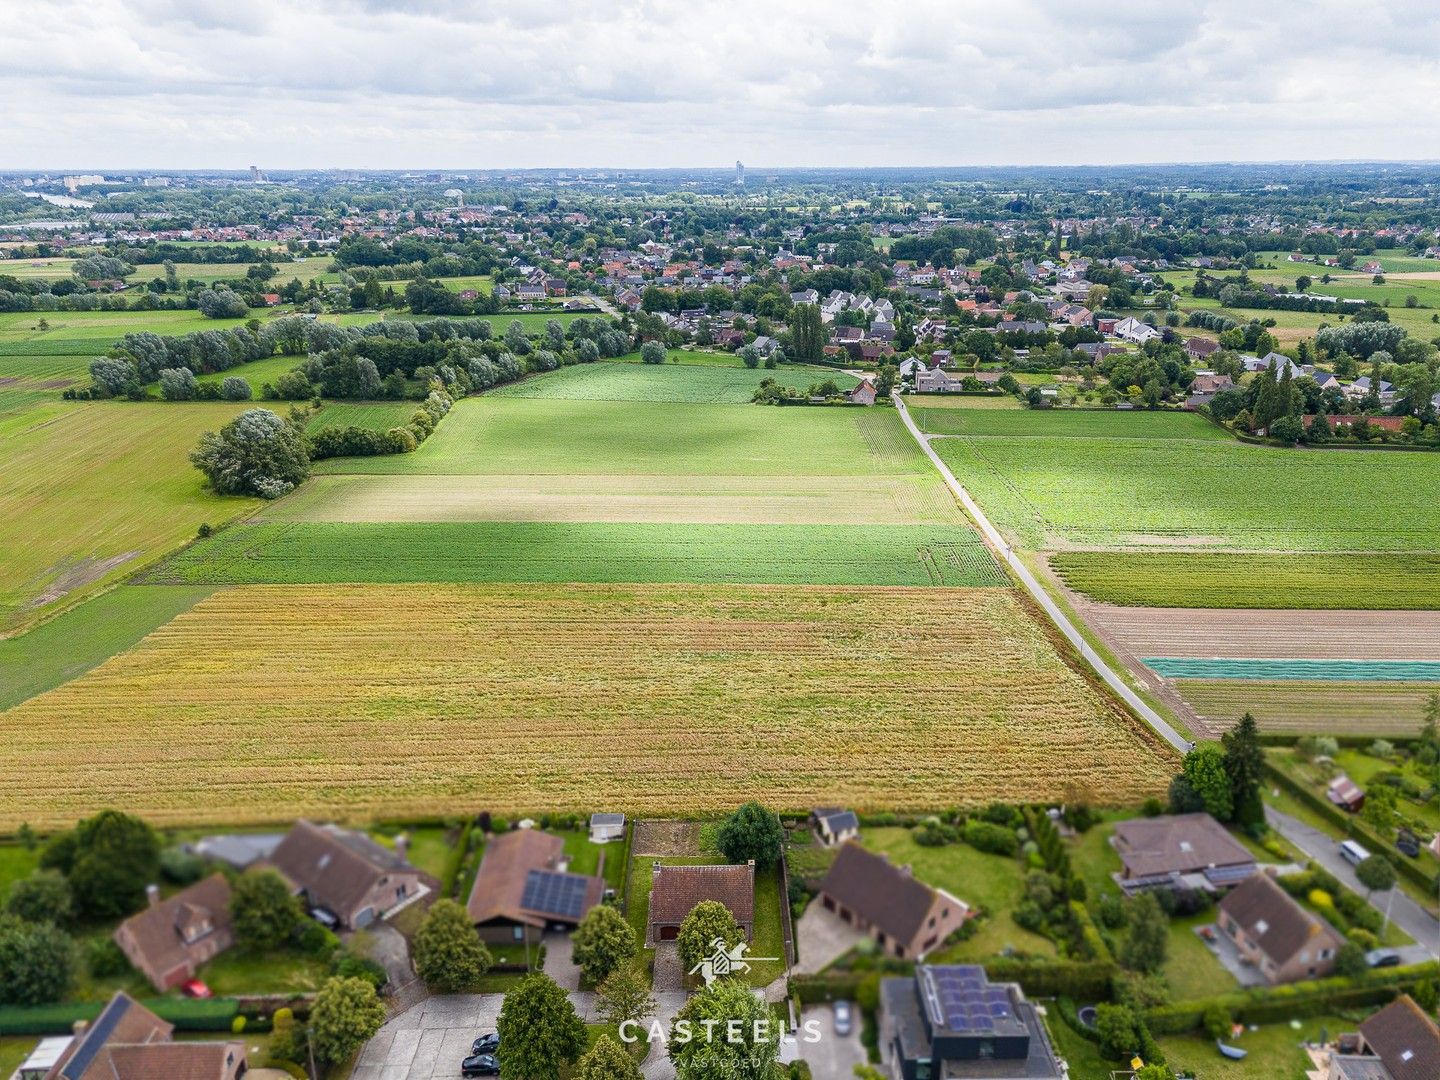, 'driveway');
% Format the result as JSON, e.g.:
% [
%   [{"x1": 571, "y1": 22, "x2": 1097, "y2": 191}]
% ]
[
  {"x1": 355, "y1": 922, "x2": 413, "y2": 989},
  {"x1": 1267, "y1": 806, "x2": 1439, "y2": 963},
  {"x1": 793, "y1": 904, "x2": 865, "y2": 975},
  {"x1": 1193, "y1": 924, "x2": 1266, "y2": 987},
  {"x1": 794, "y1": 1004, "x2": 866, "y2": 1078},
  {"x1": 544, "y1": 931, "x2": 581, "y2": 990}
]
